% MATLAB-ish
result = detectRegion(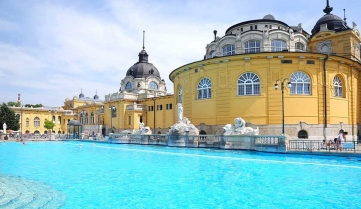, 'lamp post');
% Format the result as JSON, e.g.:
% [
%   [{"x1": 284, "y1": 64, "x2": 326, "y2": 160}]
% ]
[
  {"x1": 109, "y1": 106, "x2": 115, "y2": 134},
  {"x1": 48, "y1": 109, "x2": 57, "y2": 141},
  {"x1": 274, "y1": 78, "x2": 292, "y2": 135}
]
